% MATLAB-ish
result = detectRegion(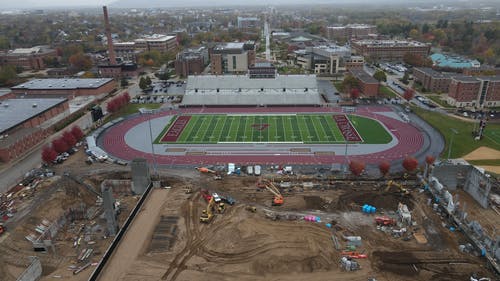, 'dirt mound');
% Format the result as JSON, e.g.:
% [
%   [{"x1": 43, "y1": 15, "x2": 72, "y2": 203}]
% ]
[
  {"x1": 251, "y1": 255, "x2": 332, "y2": 274},
  {"x1": 336, "y1": 190, "x2": 413, "y2": 211}
]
